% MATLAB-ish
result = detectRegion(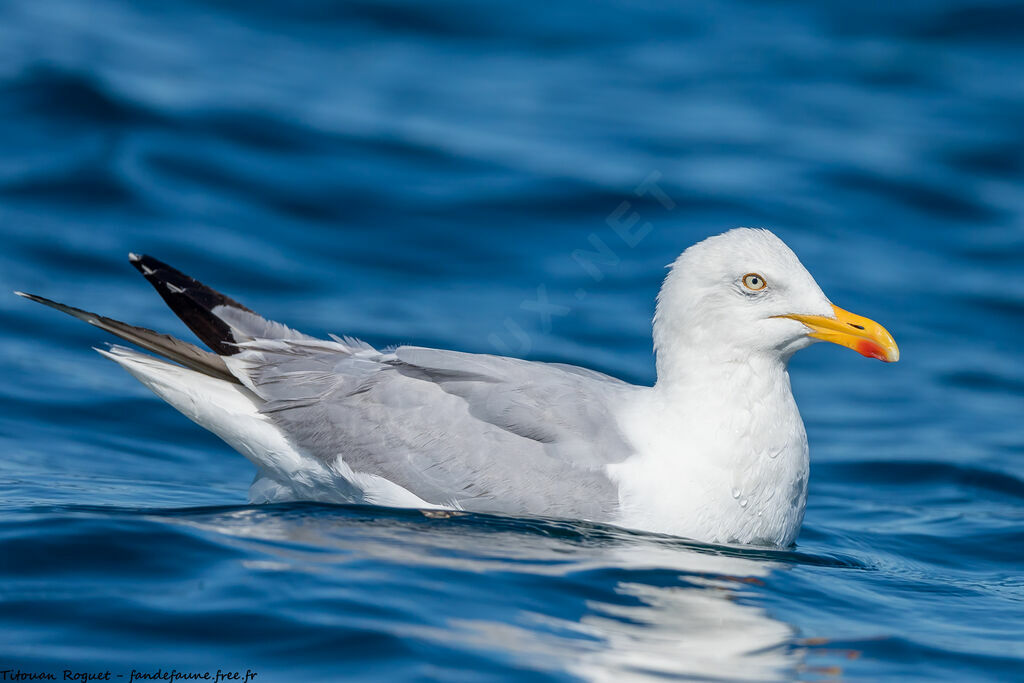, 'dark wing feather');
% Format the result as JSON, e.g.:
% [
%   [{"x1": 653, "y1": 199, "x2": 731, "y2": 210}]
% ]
[{"x1": 14, "y1": 291, "x2": 238, "y2": 383}]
